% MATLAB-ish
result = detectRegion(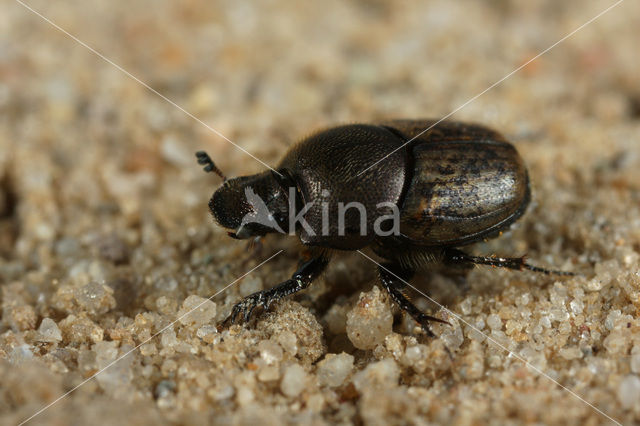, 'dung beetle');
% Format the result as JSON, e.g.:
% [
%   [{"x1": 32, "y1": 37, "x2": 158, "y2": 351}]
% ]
[{"x1": 197, "y1": 119, "x2": 572, "y2": 335}]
